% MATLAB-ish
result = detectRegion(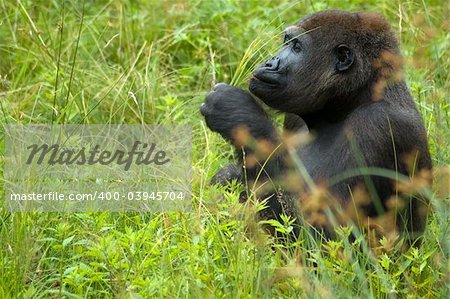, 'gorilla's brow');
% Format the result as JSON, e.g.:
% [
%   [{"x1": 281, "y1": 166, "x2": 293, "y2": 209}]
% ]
[
  {"x1": 283, "y1": 26, "x2": 321, "y2": 42},
  {"x1": 283, "y1": 26, "x2": 301, "y2": 40}
]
